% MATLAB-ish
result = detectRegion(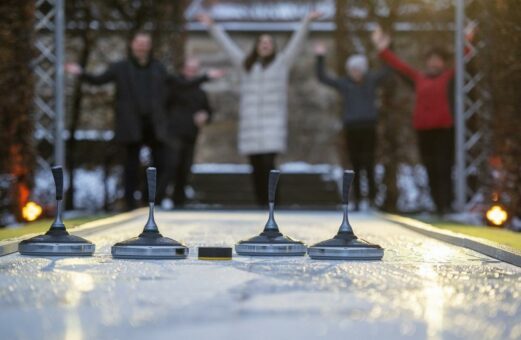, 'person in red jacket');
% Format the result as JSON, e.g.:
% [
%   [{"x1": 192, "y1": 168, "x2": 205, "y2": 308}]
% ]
[{"x1": 371, "y1": 25, "x2": 473, "y2": 215}]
